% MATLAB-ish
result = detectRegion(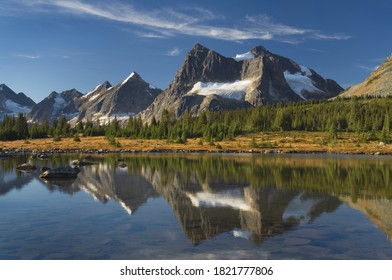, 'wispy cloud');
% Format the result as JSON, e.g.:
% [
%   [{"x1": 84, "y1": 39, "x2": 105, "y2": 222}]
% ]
[
  {"x1": 305, "y1": 48, "x2": 329, "y2": 53},
  {"x1": 19, "y1": 0, "x2": 351, "y2": 43},
  {"x1": 357, "y1": 64, "x2": 379, "y2": 72},
  {"x1": 134, "y1": 31, "x2": 169, "y2": 39},
  {"x1": 312, "y1": 33, "x2": 351, "y2": 40},
  {"x1": 165, "y1": 47, "x2": 181, "y2": 56},
  {"x1": 14, "y1": 54, "x2": 41, "y2": 59}
]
